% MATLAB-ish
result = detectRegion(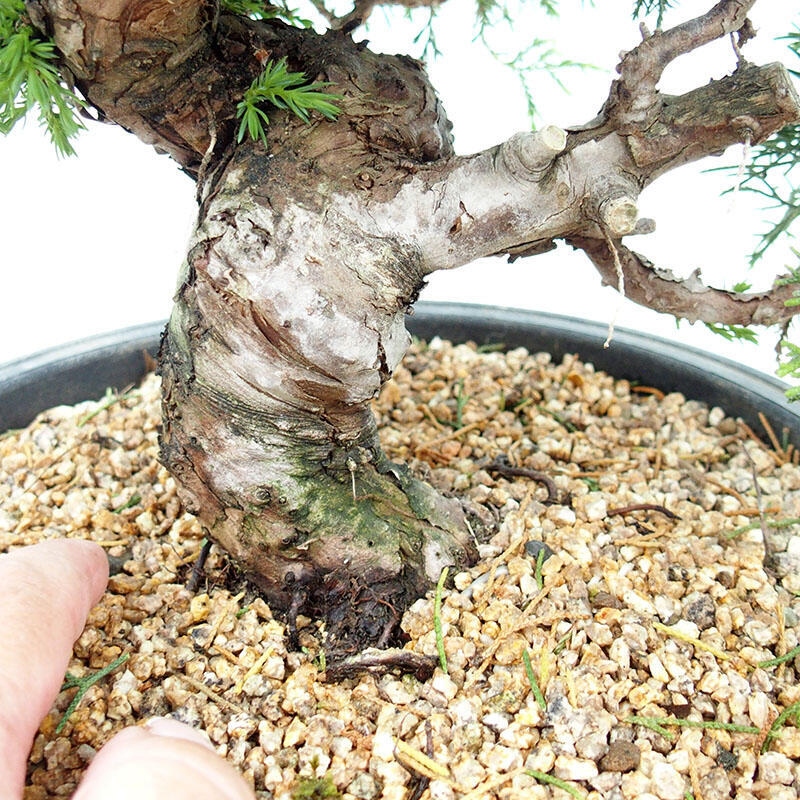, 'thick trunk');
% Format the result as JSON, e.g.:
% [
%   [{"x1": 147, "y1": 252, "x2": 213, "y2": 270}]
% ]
[
  {"x1": 28, "y1": 0, "x2": 800, "y2": 644},
  {"x1": 158, "y1": 135, "x2": 475, "y2": 642},
  {"x1": 146, "y1": 26, "x2": 478, "y2": 645}
]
